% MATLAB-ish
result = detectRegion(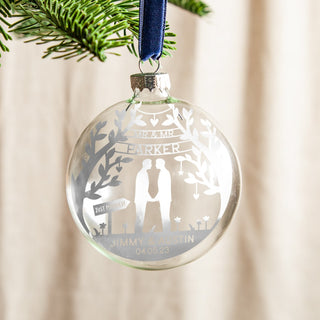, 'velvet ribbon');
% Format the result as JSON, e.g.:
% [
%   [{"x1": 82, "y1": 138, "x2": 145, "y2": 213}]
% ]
[{"x1": 139, "y1": 0, "x2": 168, "y2": 61}]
